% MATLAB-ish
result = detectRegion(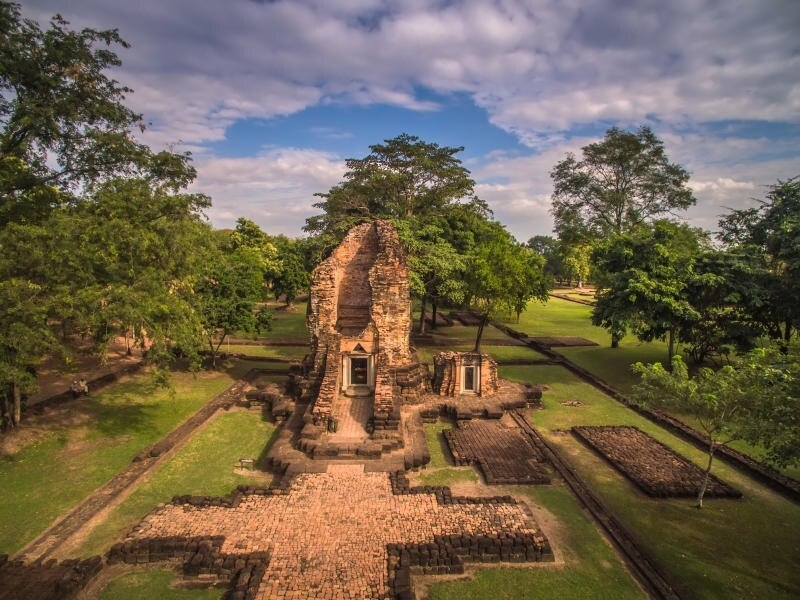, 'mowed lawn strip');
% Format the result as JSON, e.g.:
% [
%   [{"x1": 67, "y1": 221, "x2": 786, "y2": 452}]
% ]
[
  {"x1": 73, "y1": 410, "x2": 276, "y2": 558},
  {"x1": 502, "y1": 364, "x2": 800, "y2": 599},
  {"x1": 0, "y1": 370, "x2": 234, "y2": 555},
  {"x1": 429, "y1": 483, "x2": 644, "y2": 600},
  {"x1": 418, "y1": 421, "x2": 478, "y2": 487},
  {"x1": 217, "y1": 344, "x2": 307, "y2": 360},
  {"x1": 100, "y1": 569, "x2": 222, "y2": 600},
  {"x1": 415, "y1": 344, "x2": 547, "y2": 366}
]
